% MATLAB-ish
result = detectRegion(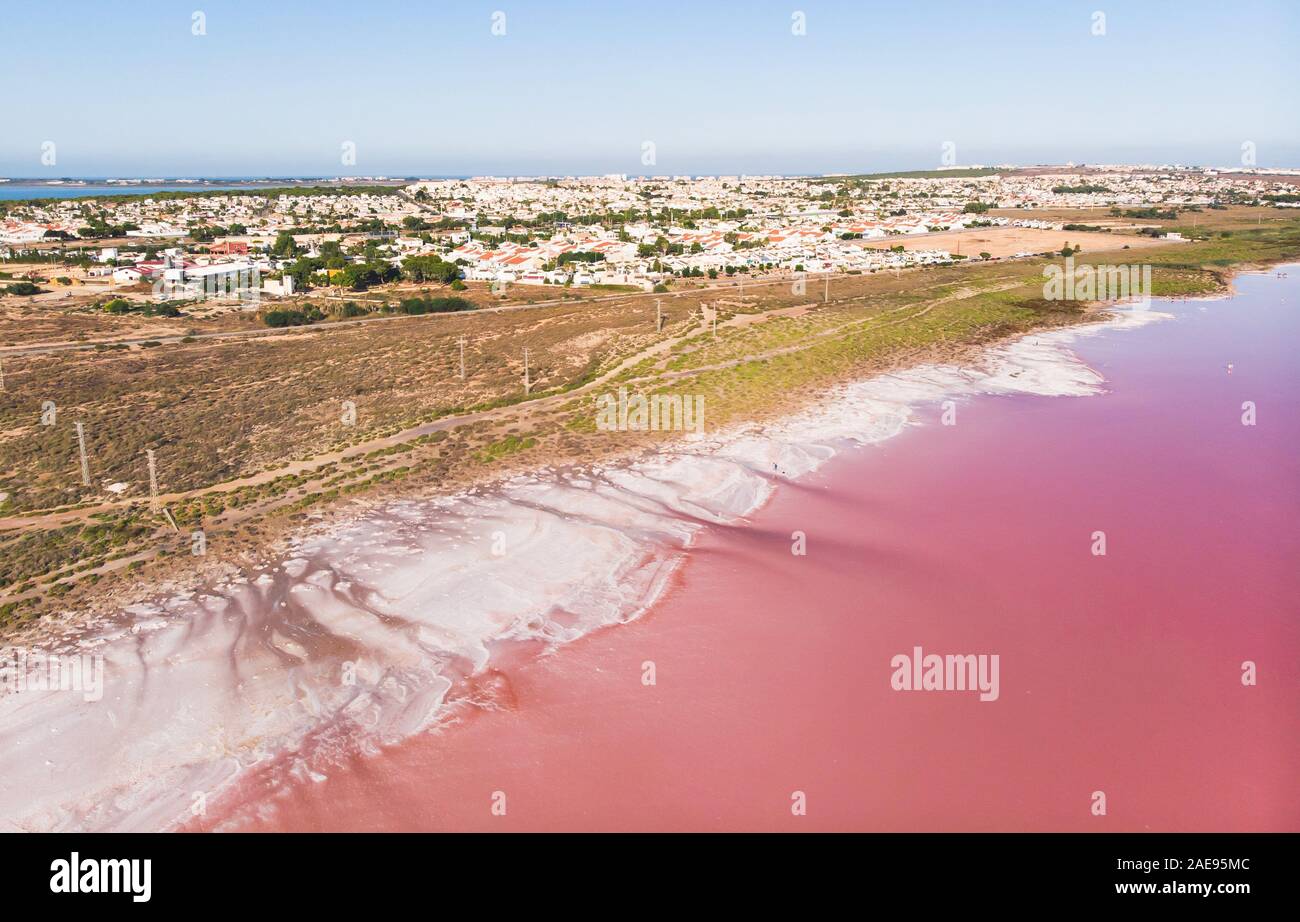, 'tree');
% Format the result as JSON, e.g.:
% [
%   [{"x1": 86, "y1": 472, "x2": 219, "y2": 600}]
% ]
[
  {"x1": 285, "y1": 257, "x2": 324, "y2": 290},
  {"x1": 318, "y1": 240, "x2": 346, "y2": 268},
  {"x1": 401, "y1": 255, "x2": 461, "y2": 283},
  {"x1": 271, "y1": 232, "x2": 299, "y2": 258},
  {"x1": 339, "y1": 263, "x2": 379, "y2": 291},
  {"x1": 556, "y1": 251, "x2": 604, "y2": 265}
]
